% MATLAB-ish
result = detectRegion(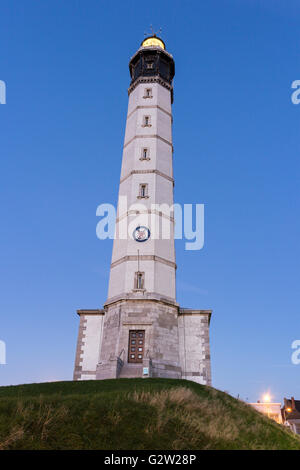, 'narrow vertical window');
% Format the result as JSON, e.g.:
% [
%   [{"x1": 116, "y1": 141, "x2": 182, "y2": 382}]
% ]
[
  {"x1": 140, "y1": 148, "x2": 150, "y2": 160},
  {"x1": 143, "y1": 115, "x2": 151, "y2": 127},
  {"x1": 137, "y1": 272, "x2": 143, "y2": 289},
  {"x1": 141, "y1": 184, "x2": 146, "y2": 197},
  {"x1": 144, "y1": 88, "x2": 152, "y2": 98},
  {"x1": 134, "y1": 272, "x2": 145, "y2": 290},
  {"x1": 138, "y1": 183, "x2": 148, "y2": 198}
]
